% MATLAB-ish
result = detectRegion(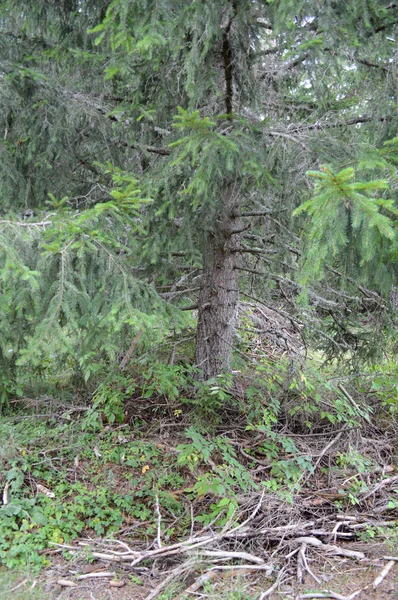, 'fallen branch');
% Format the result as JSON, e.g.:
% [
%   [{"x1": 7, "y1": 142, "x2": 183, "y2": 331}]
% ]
[
  {"x1": 57, "y1": 579, "x2": 78, "y2": 588},
  {"x1": 337, "y1": 384, "x2": 370, "y2": 423},
  {"x1": 299, "y1": 542, "x2": 321, "y2": 584},
  {"x1": 298, "y1": 591, "x2": 363, "y2": 600},
  {"x1": 293, "y1": 537, "x2": 365, "y2": 559},
  {"x1": 155, "y1": 494, "x2": 162, "y2": 549},
  {"x1": 8, "y1": 579, "x2": 28, "y2": 593},
  {"x1": 361, "y1": 475, "x2": 398, "y2": 501},
  {"x1": 201, "y1": 550, "x2": 265, "y2": 564},
  {"x1": 143, "y1": 560, "x2": 194, "y2": 600},
  {"x1": 258, "y1": 566, "x2": 288, "y2": 599},
  {"x1": 373, "y1": 560, "x2": 395, "y2": 588},
  {"x1": 76, "y1": 572, "x2": 115, "y2": 580}
]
